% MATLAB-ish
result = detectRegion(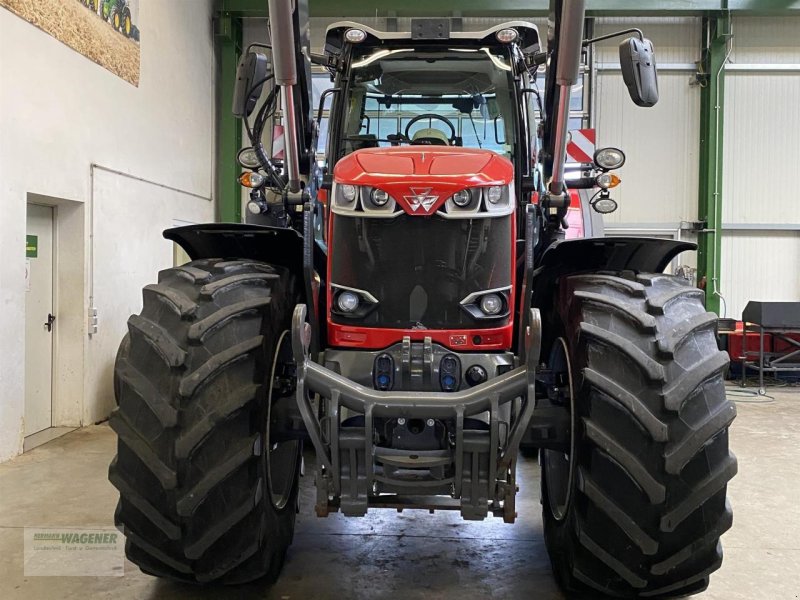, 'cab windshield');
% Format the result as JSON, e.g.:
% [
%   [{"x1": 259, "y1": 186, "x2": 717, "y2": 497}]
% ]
[{"x1": 338, "y1": 48, "x2": 517, "y2": 161}]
